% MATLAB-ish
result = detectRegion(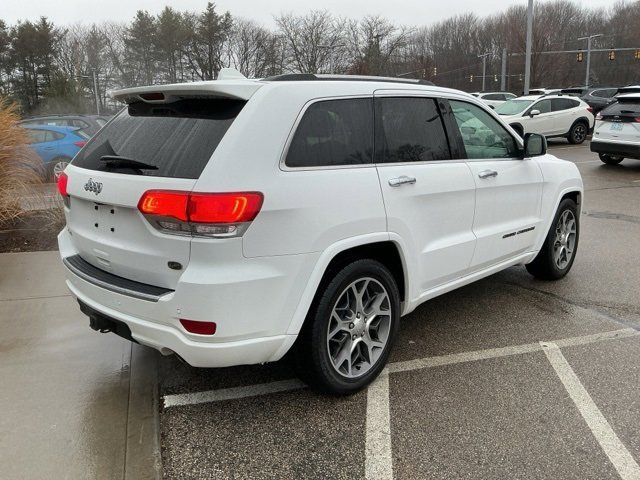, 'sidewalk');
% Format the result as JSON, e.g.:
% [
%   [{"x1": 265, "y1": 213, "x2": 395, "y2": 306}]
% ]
[{"x1": 0, "y1": 251, "x2": 160, "y2": 480}]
